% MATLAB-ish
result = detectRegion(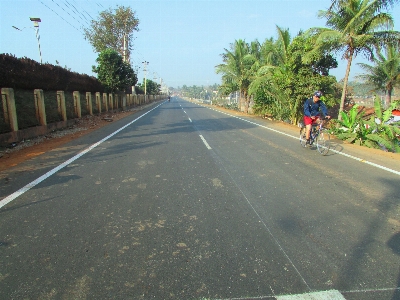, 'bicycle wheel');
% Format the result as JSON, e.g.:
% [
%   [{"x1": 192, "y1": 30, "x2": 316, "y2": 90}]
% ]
[
  {"x1": 299, "y1": 127, "x2": 307, "y2": 147},
  {"x1": 316, "y1": 130, "x2": 330, "y2": 155}
]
